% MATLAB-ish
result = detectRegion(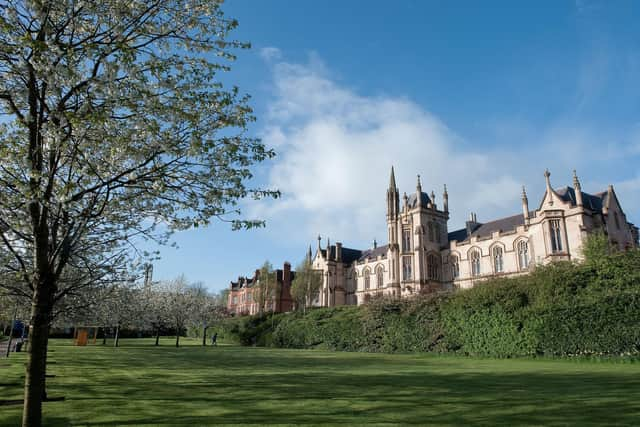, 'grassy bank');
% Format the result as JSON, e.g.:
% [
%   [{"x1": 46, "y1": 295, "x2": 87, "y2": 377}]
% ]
[{"x1": 1, "y1": 338, "x2": 640, "y2": 425}]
